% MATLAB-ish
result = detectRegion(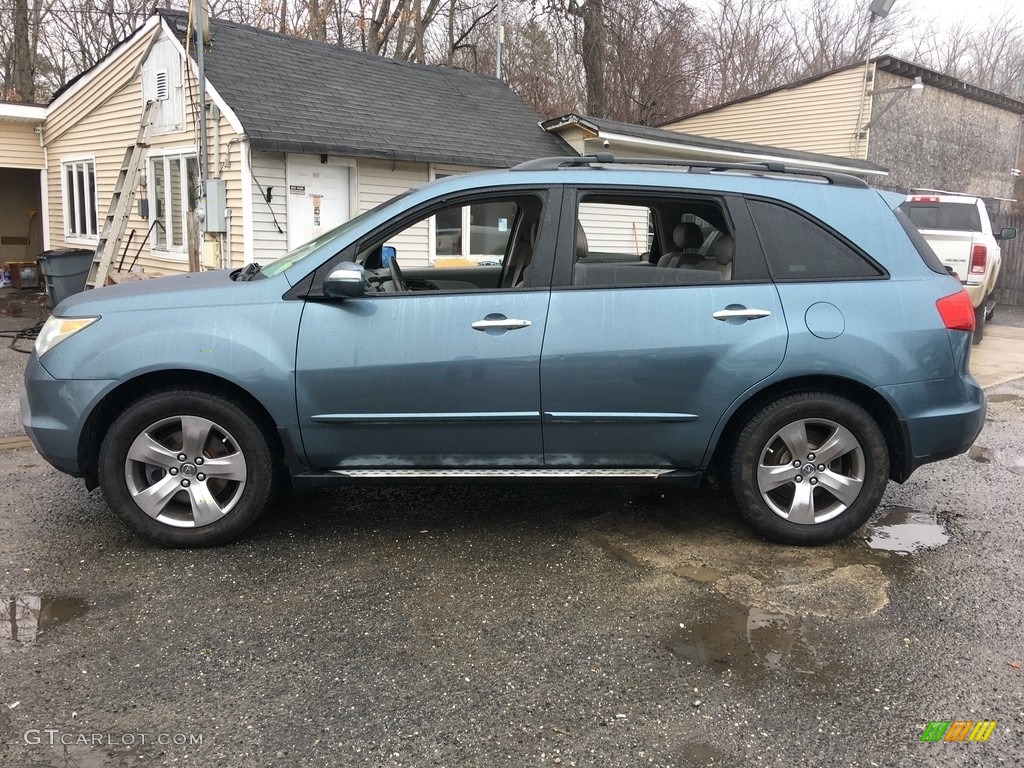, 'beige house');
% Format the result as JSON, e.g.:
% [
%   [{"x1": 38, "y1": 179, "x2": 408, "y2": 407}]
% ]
[
  {"x1": 663, "y1": 56, "x2": 1024, "y2": 203},
  {"x1": 0, "y1": 102, "x2": 46, "y2": 269},
  {"x1": 0, "y1": 10, "x2": 567, "y2": 281}
]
